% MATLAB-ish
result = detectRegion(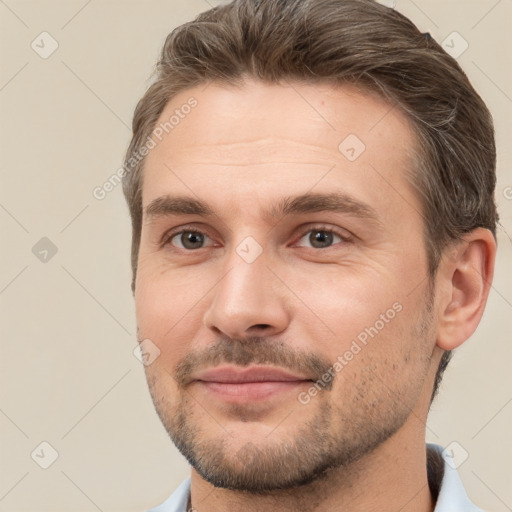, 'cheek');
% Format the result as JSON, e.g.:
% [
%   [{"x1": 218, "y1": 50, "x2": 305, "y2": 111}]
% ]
[
  {"x1": 144, "y1": 364, "x2": 182, "y2": 423},
  {"x1": 135, "y1": 264, "x2": 217, "y2": 364},
  {"x1": 326, "y1": 316, "x2": 427, "y2": 414},
  {"x1": 135, "y1": 263, "x2": 208, "y2": 325},
  {"x1": 297, "y1": 284, "x2": 418, "y2": 394},
  {"x1": 286, "y1": 266, "x2": 401, "y2": 348}
]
